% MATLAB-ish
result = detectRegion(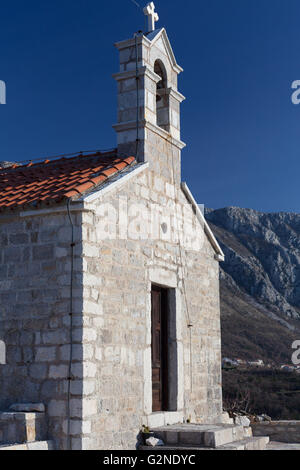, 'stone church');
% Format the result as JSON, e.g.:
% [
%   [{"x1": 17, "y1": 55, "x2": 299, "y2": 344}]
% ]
[{"x1": 0, "y1": 4, "x2": 226, "y2": 450}]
